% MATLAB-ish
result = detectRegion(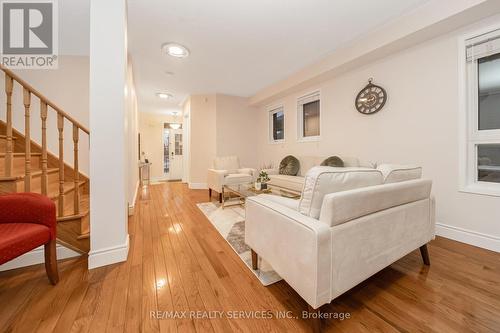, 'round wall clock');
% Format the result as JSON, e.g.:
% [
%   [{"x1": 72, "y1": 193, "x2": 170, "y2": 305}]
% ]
[{"x1": 355, "y1": 78, "x2": 387, "y2": 114}]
